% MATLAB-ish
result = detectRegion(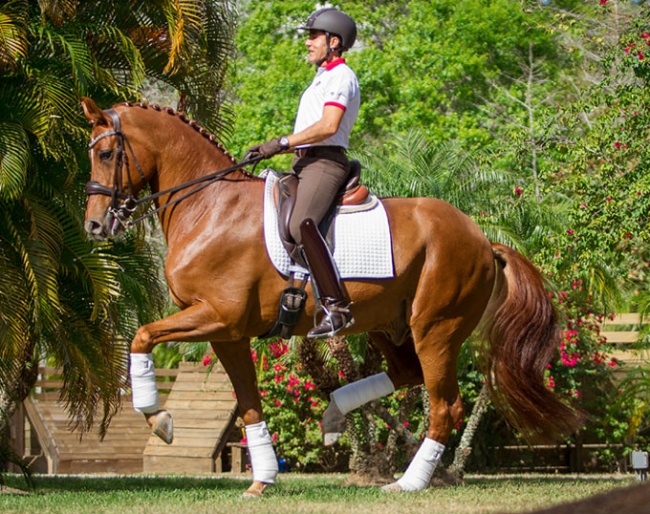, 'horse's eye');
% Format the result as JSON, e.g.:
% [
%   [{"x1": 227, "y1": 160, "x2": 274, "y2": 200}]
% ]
[{"x1": 98, "y1": 149, "x2": 113, "y2": 161}]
